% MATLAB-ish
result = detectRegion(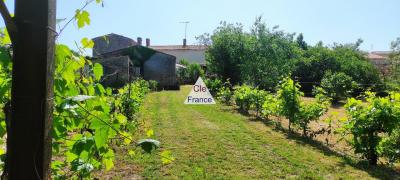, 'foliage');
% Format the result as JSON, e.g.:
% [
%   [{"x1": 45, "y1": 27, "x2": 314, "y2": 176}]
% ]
[
  {"x1": 177, "y1": 60, "x2": 204, "y2": 84},
  {"x1": 388, "y1": 37, "x2": 400, "y2": 87},
  {"x1": 296, "y1": 101, "x2": 328, "y2": 137},
  {"x1": 378, "y1": 128, "x2": 400, "y2": 165},
  {"x1": 187, "y1": 63, "x2": 204, "y2": 83},
  {"x1": 206, "y1": 21, "x2": 247, "y2": 84},
  {"x1": 204, "y1": 78, "x2": 223, "y2": 95},
  {"x1": 321, "y1": 71, "x2": 356, "y2": 103},
  {"x1": 233, "y1": 85, "x2": 253, "y2": 113},
  {"x1": 339, "y1": 92, "x2": 400, "y2": 165},
  {"x1": 276, "y1": 77, "x2": 303, "y2": 131},
  {"x1": 250, "y1": 88, "x2": 268, "y2": 117},
  {"x1": 206, "y1": 17, "x2": 299, "y2": 90},
  {"x1": 217, "y1": 86, "x2": 233, "y2": 105},
  {"x1": 262, "y1": 94, "x2": 279, "y2": 120},
  {"x1": 114, "y1": 79, "x2": 150, "y2": 121},
  {"x1": 148, "y1": 80, "x2": 158, "y2": 91}
]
